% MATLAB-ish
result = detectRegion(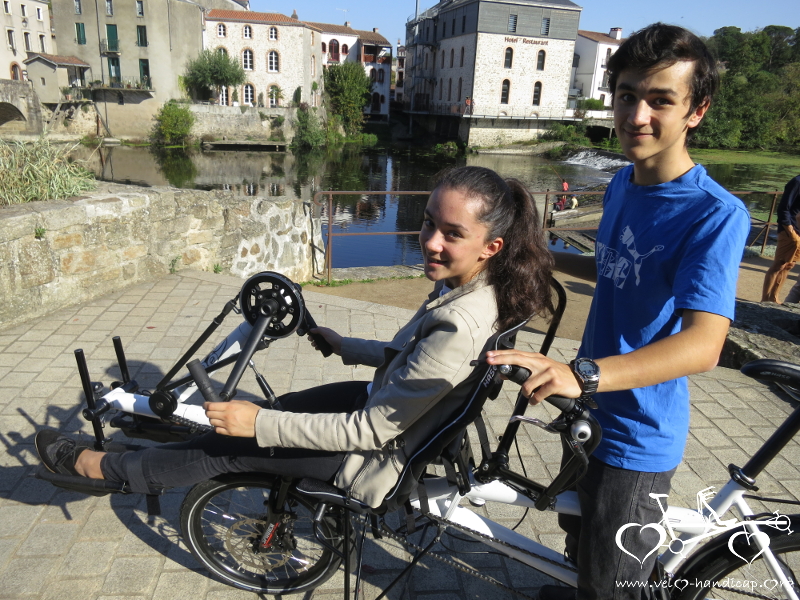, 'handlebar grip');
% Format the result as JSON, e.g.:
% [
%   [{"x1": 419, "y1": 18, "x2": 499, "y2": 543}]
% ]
[
  {"x1": 187, "y1": 359, "x2": 223, "y2": 403},
  {"x1": 544, "y1": 395, "x2": 576, "y2": 413},
  {"x1": 82, "y1": 400, "x2": 112, "y2": 421},
  {"x1": 303, "y1": 310, "x2": 333, "y2": 358},
  {"x1": 499, "y1": 364, "x2": 532, "y2": 385}
]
